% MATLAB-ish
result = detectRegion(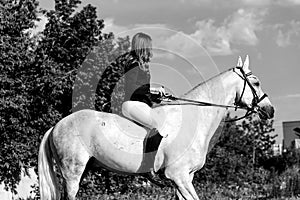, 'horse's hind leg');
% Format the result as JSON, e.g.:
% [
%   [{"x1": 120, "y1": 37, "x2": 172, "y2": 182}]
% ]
[{"x1": 59, "y1": 146, "x2": 90, "y2": 200}]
